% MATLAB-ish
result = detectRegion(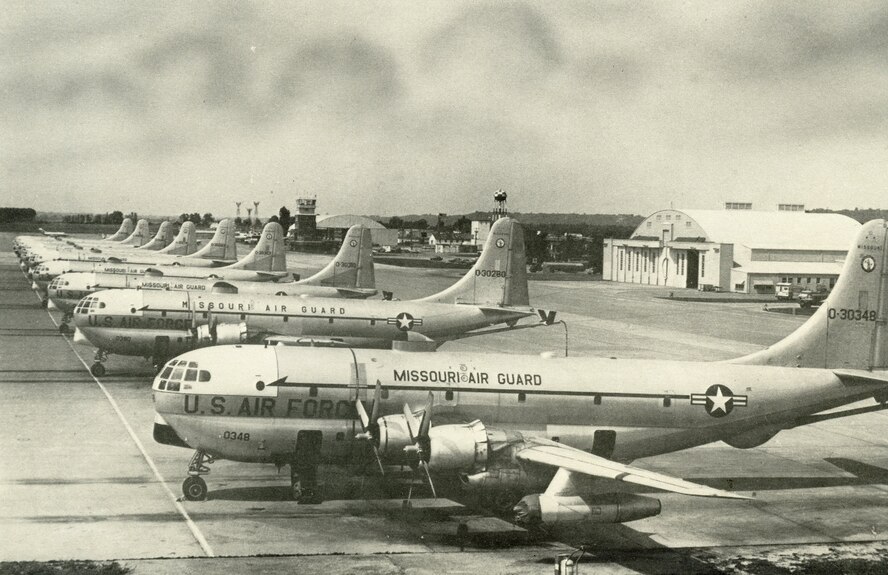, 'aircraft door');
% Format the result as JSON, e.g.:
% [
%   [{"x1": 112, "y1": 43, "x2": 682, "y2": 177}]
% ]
[
  {"x1": 591, "y1": 430, "x2": 616, "y2": 458},
  {"x1": 153, "y1": 336, "x2": 170, "y2": 362}
]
